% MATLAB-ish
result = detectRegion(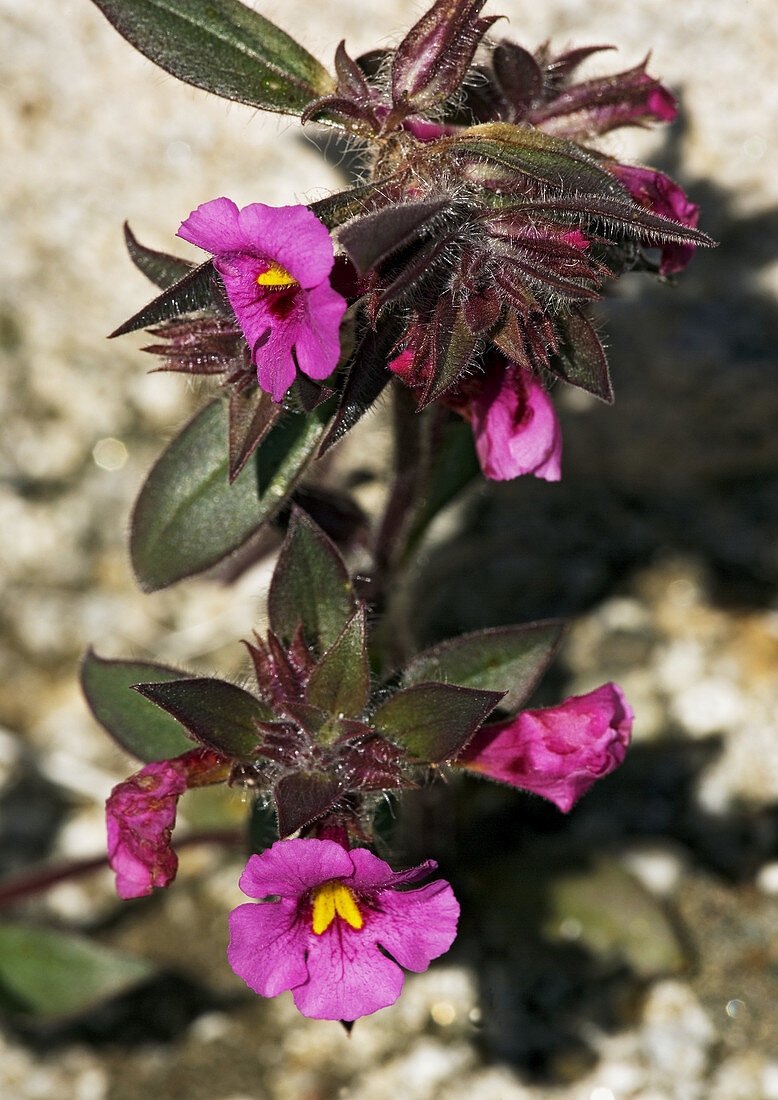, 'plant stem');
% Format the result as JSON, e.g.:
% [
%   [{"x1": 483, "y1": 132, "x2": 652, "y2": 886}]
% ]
[{"x1": 0, "y1": 829, "x2": 245, "y2": 910}]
